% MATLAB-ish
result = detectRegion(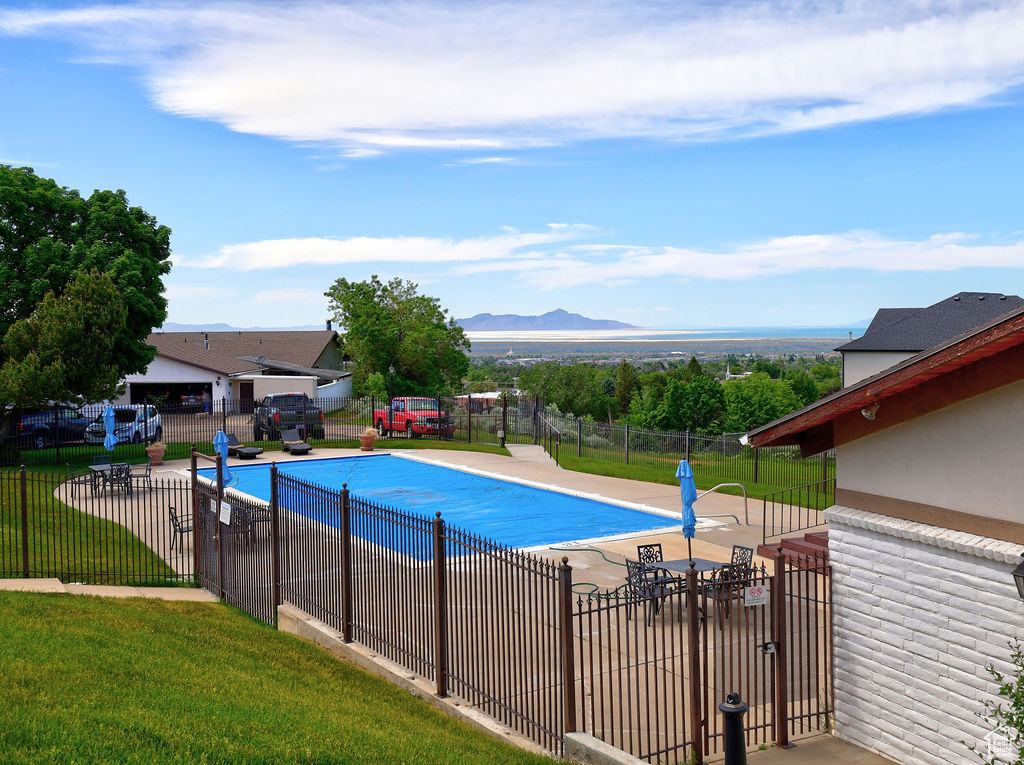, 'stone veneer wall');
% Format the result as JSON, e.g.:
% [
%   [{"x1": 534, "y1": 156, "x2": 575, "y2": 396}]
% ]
[{"x1": 826, "y1": 506, "x2": 1024, "y2": 765}]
